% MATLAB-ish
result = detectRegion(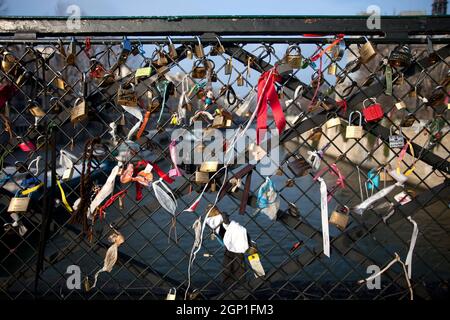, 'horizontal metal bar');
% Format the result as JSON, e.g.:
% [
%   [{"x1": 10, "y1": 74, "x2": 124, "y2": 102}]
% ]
[{"x1": 0, "y1": 16, "x2": 449, "y2": 39}]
